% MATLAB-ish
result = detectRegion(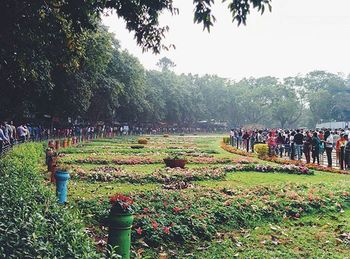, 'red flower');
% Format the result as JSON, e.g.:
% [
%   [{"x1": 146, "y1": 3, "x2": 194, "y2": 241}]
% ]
[
  {"x1": 173, "y1": 206, "x2": 181, "y2": 213},
  {"x1": 109, "y1": 194, "x2": 134, "y2": 211},
  {"x1": 109, "y1": 194, "x2": 133, "y2": 205},
  {"x1": 151, "y1": 221, "x2": 158, "y2": 230},
  {"x1": 143, "y1": 208, "x2": 149, "y2": 213},
  {"x1": 163, "y1": 201, "x2": 167, "y2": 207},
  {"x1": 136, "y1": 227, "x2": 143, "y2": 235},
  {"x1": 163, "y1": 226, "x2": 170, "y2": 235}
]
